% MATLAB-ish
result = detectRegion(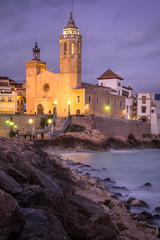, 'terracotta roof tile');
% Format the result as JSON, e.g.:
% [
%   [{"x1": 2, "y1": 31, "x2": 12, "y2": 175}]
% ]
[{"x1": 97, "y1": 69, "x2": 123, "y2": 80}]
